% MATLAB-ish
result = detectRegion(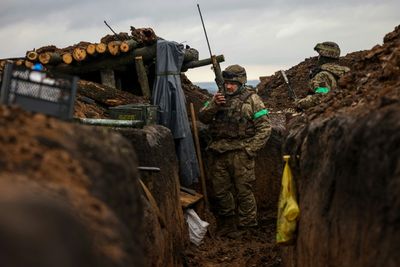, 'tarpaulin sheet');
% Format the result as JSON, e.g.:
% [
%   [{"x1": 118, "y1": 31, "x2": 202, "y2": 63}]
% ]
[{"x1": 152, "y1": 40, "x2": 199, "y2": 186}]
